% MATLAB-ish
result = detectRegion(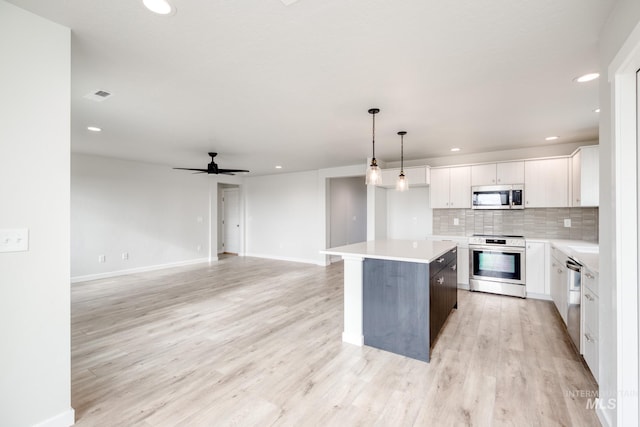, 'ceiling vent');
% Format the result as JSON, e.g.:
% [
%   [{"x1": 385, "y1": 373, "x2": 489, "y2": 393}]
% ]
[
  {"x1": 83, "y1": 90, "x2": 113, "y2": 102},
  {"x1": 280, "y1": 0, "x2": 299, "y2": 5}
]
